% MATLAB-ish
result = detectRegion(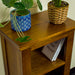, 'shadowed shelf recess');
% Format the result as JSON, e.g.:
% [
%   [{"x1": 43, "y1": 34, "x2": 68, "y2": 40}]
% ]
[{"x1": 0, "y1": 11, "x2": 75, "y2": 75}]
